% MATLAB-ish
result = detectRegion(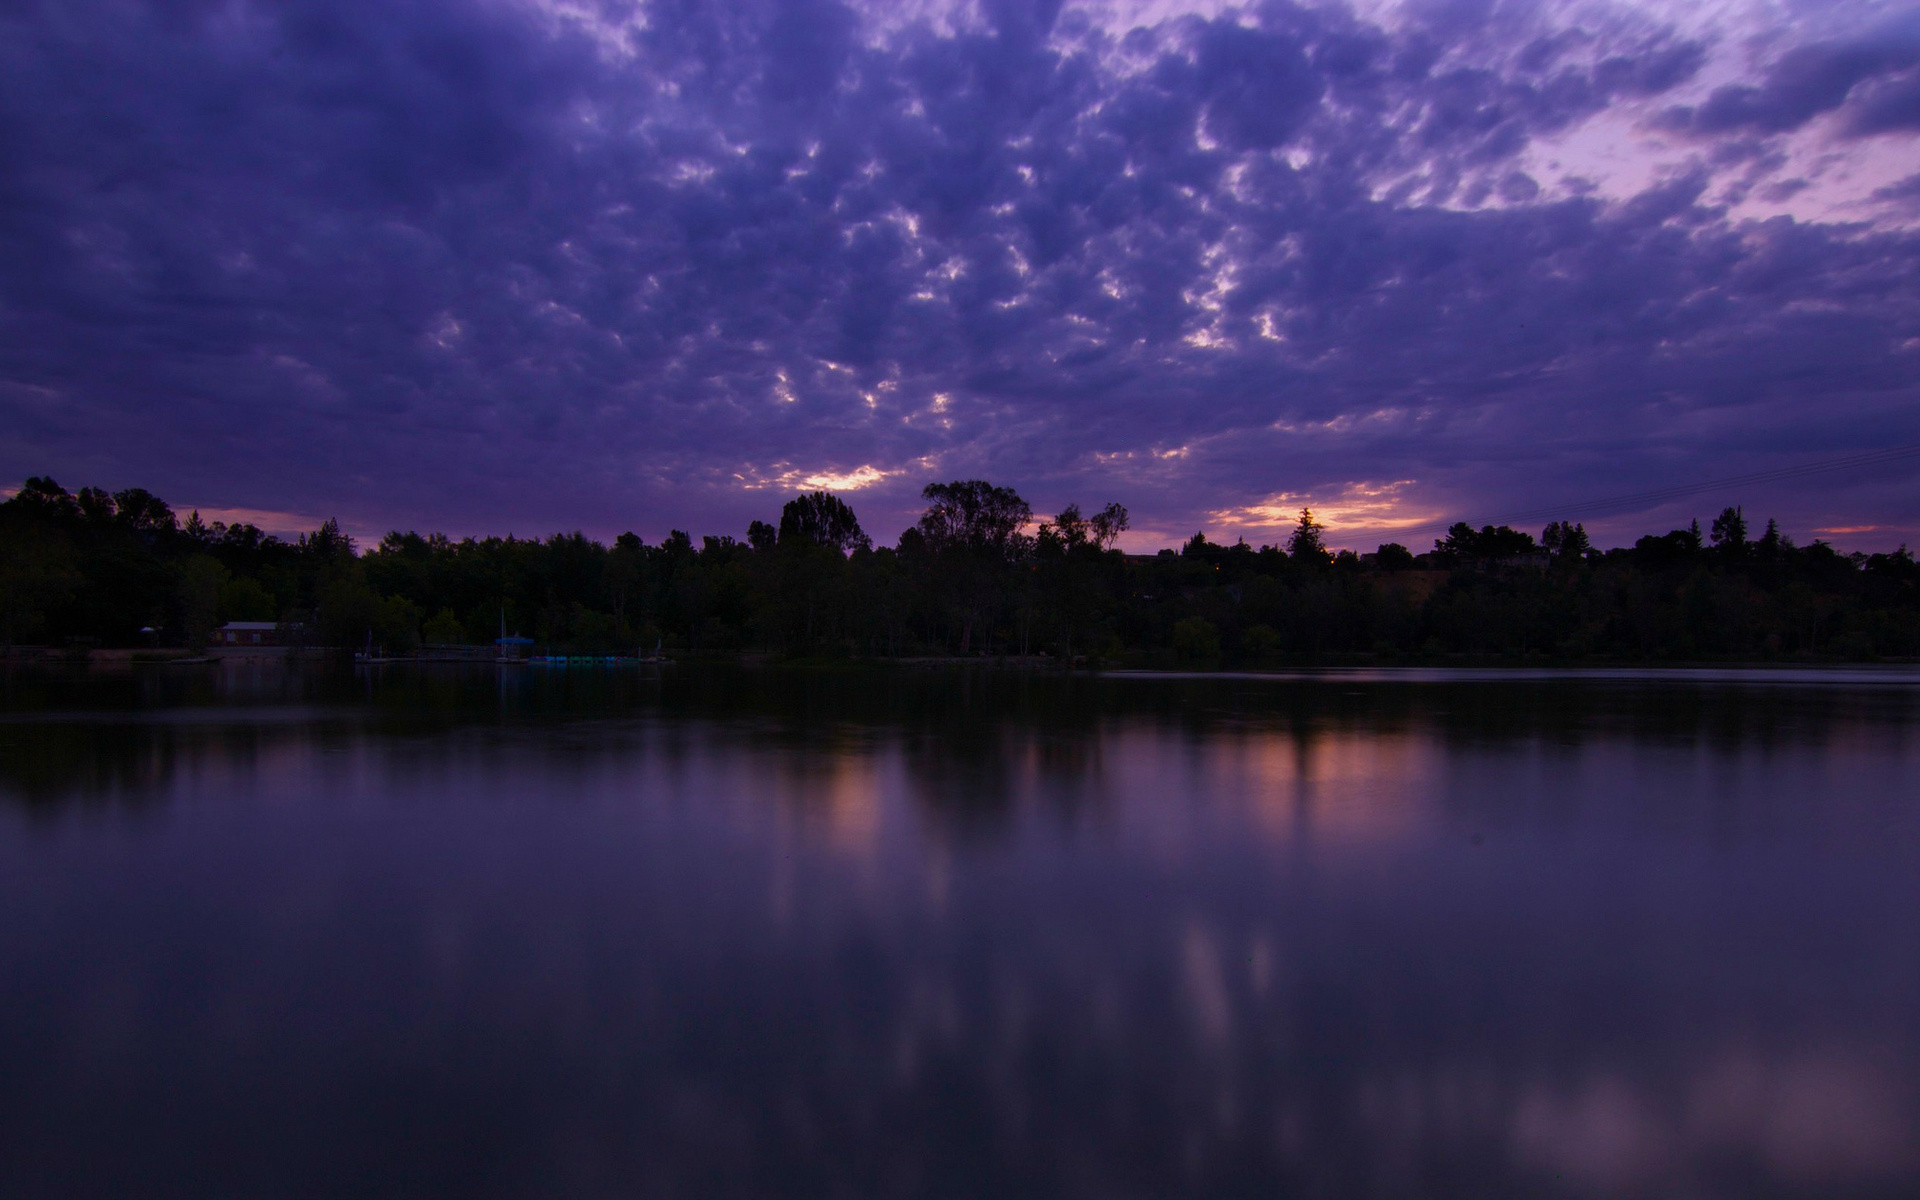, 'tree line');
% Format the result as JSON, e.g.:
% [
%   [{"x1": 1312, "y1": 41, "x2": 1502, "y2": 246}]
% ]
[{"x1": 3, "y1": 474, "x2": 1917, "y2": 661}]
